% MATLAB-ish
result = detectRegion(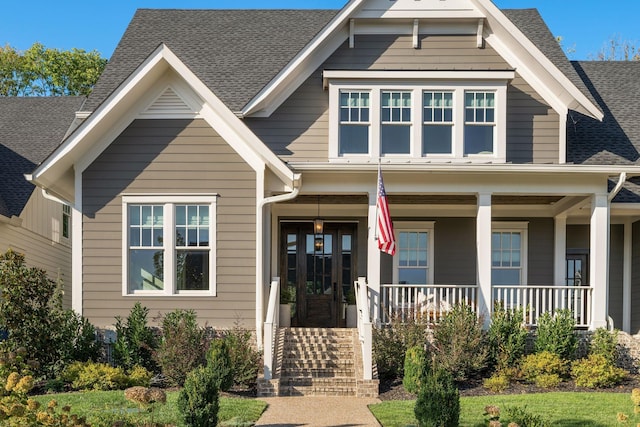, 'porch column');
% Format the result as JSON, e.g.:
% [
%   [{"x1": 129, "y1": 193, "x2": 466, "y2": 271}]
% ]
[
  {"x1": 554, "y1": 215, "x2": 567, "y2": 286},
  {"x1": 477, "y1": 192, "x2": 492, "y2": 327},
  {"x1": 367, "y1": 190, "x2": 381, "y2": 323},
  {"x1": 623, "y1": 219, "x2": 632, "y2": 333},
  {"x1": 590, "y1": 193, "x2": 609, "y2": 330}
]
